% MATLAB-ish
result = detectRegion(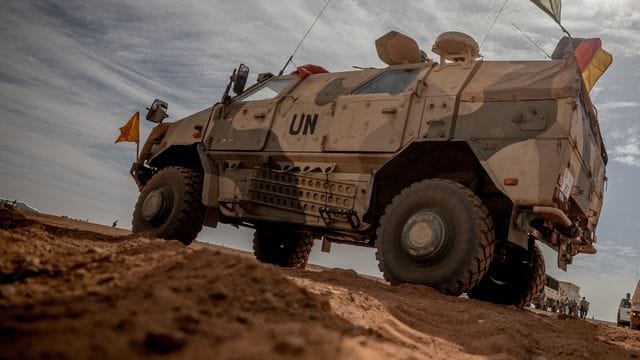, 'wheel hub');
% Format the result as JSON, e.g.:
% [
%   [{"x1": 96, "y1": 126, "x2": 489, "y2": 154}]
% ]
[
  {"x1": 401, "y1": 209, "x2": 446, "y2": 260},
  {"x1": 141, "y1": 188, "x2": 170, "y2": 221}
]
